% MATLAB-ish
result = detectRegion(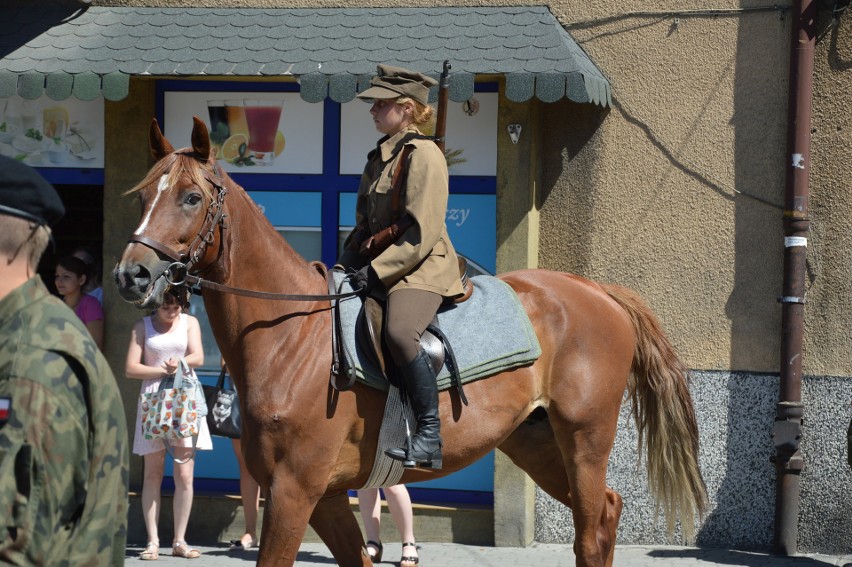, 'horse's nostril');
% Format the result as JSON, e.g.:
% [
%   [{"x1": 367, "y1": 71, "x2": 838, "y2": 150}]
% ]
[
  {"x1": 116, "y1": 264, "x2": 152, "y2": 290},
  {"x1": 133, "y1": 264, "x2": 151, "y2": 284}
]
